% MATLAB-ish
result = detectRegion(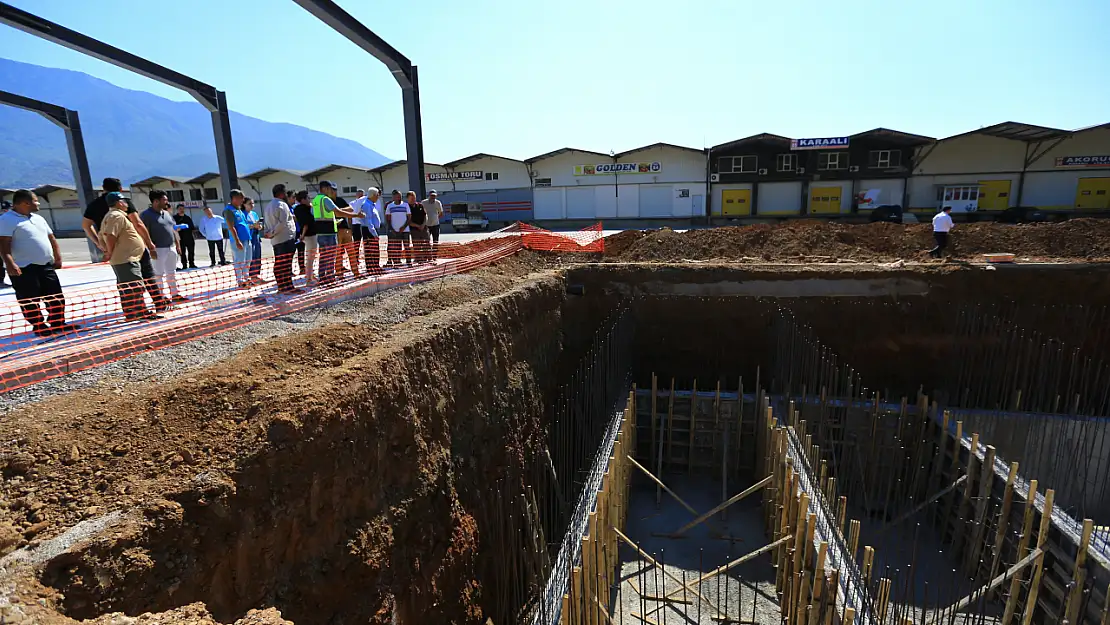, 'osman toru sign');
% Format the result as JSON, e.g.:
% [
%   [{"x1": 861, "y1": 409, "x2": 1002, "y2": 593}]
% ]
[
  {"x1": 426, "y1": 171, "x2": 483, "y2": 182},
  {"x1": 574, "y1": 161, "x2": 662, "y2": 176}
]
